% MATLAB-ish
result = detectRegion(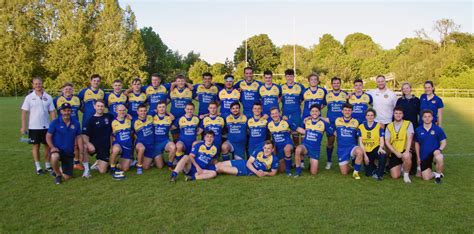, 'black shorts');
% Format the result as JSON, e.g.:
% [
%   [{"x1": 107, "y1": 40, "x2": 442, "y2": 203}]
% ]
[
  {"x1": 53, "y1": 151, "x2": 74, "y2": 176},
  {"x1": 420, "y1": 152, "x2": 435, "y2": 172},
  {"x1": 388, "y1": 154, "x2": 403, "y2": 169},
  {"x1": 91, "y1": 142, "x2": 110, "y2": 162},
  {"x1": 366, "y1": 147, "x2": 380, "y2": 162},
  {"x1": 28, "y1": 129, "x2": 48, "y2": 145}
]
